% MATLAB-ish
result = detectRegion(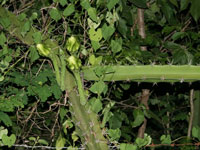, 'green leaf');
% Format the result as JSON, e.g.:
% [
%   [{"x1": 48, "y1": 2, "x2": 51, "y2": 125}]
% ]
[
  {"x1": 159, "y1": 0, "x2": 176, "y2": 24},
  {"x1": 0, "y1": 127, "x2": 8, "y2": 140},
  {"x1": 91, "y1": 41, "x2": 101, "y2": 51},
  {"x1": 63, "y1": 4, "x2": 75, "y2": 17},
  {"x1": 107, "y1": 0, "x2": 120, "y2": 11},
  {"x1": 89, "y1": 80, "x2": 107, "y2": 95},
  {"x1": 190, "y1": 0, "x2": 200, "y2": 22},
  {"x1": 160, "y1": 135, "x2": 172, "y2": 144},
  {"x1": 132, "y1": 109, "x2": 144, "y2": 127},
  {"x1": 29, "y1": 46, "x2": 40, "y2": 63},
  {"x1": 21, "y1": 21, "x2": 31, "y2": 37},
  {"x1": 49, "y1": 8, "x2": 61, "y2": 22},
  {"x1": 89, "y1": 28, "x2": 102, "y2": 42},
  {"x1": 32, "y1": 32, "x2": 42, "y2": 44},
  {"x1": 192, "y1": 126, "x2": 200, "y2": 141},
  {"x1": 102, "y1": 24, "x2": 115, "y2": 40},
  {"x1": 120, "y1": 143, "x2": 137, "y2": 150},
  {"x1": 88, "y1": 7, "x2": 98, "y2": 22},
  {"x1": 89, "y1": 97, "x2": 102, "y2": 113},
  {"x1": 129, "y1": 0, "x2": 147, "y2": 9},
  {"x1": 109, "y1": 112, "x2": 122, "y2": 129},
  {"x1": 0, "y1": 112, "x2": 12, "y2": 127},
  {"x1": 171, "y1": 32, "x2": 186, "y2": 41},
  {"x1": 81, "y1": 0, "x2": 91, "y2": 10},
  {"x1": 111, "y1": 38, "x2": 122, "y2": 54},
  {"x1": 117, "y1": 18, "x2": 127, "y2": 37},
  {"x1": 169, "y1": 0, "x2": 178, "y2": 7},
  {"x1": 0, "y1": 17, "x2": 11, "y2": 28},
  {"x1": 2, "y1": 134, "x2": 16, "y2": 147},
  {"x1": 89, "y1": 54, "x2": 102, "y2": 66},
  {"x1": 18, "y1": 13, "x2": 26, "y2": 21},
  {"x1": 136, "y1": 134, "x2": 151, "y2": 148},
  {"x1": 107, "y1": 128, "x2": 121, "y2": 141},
  {"x1": 38, "y1": 139, "x2": 49, "y2": 145},
  {"x1": 56, "y1": 134, "x2": 66, "y2": 150},
  {"x1": 0, "y1": 32, "x2": 6, "y2": 46},
  {"x1": 59, "y1": 0, "x2": 67, "y2": 7},
  {"x1": 180, "y1": 0, "x2": 190, "y2": 11}
]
